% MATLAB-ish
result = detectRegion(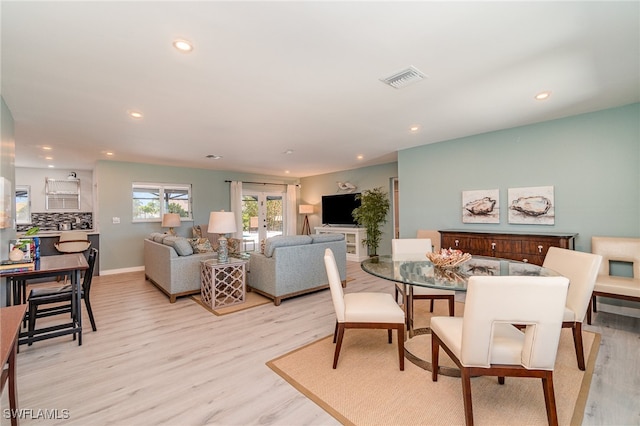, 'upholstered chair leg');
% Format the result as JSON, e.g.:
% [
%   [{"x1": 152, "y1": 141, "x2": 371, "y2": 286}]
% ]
[
  {"x1": 333, "y1": 321, "x2": 338, "y2": 343},
  {"x1": 461, "y1": 368, "x2": 475, "y2": 426},
  {"x1": 572, "y1": 322, "x2": 586, "y2": 371},
  {"x1": 396, "y1": 325, "x2": 405, "y2": 371},
  {"x1": 586, "y1": 299, "x2": 593, "y2": 325},
  {"x1": 448, "y1": 297, "x2": 455, "y2": 316},
  {"x1": 333, "y1": 323, "x2": 345, "y2": 369},
  {"x1": 387, "y1": 329, "x2": 392, "y2": 344},
  {"x1": 541, "y1": 372, "x2": 559, "y2": 426},
  {"x1": 430, "y1": 299, "x2": 435, "y2": 312},
  {"x1": 431, "y1": 334, "x2": 440, "y2": 381}
]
